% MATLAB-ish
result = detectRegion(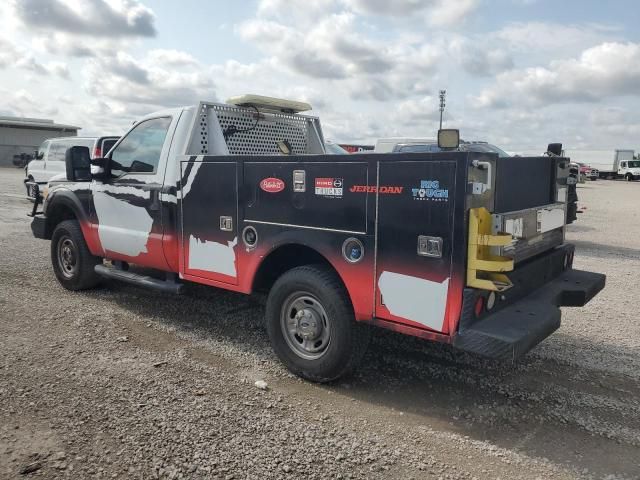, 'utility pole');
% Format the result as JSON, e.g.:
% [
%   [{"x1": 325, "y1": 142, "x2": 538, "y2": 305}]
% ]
[{"x1": 439, "y1": 90, "x2": 446, "y2": 130}]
